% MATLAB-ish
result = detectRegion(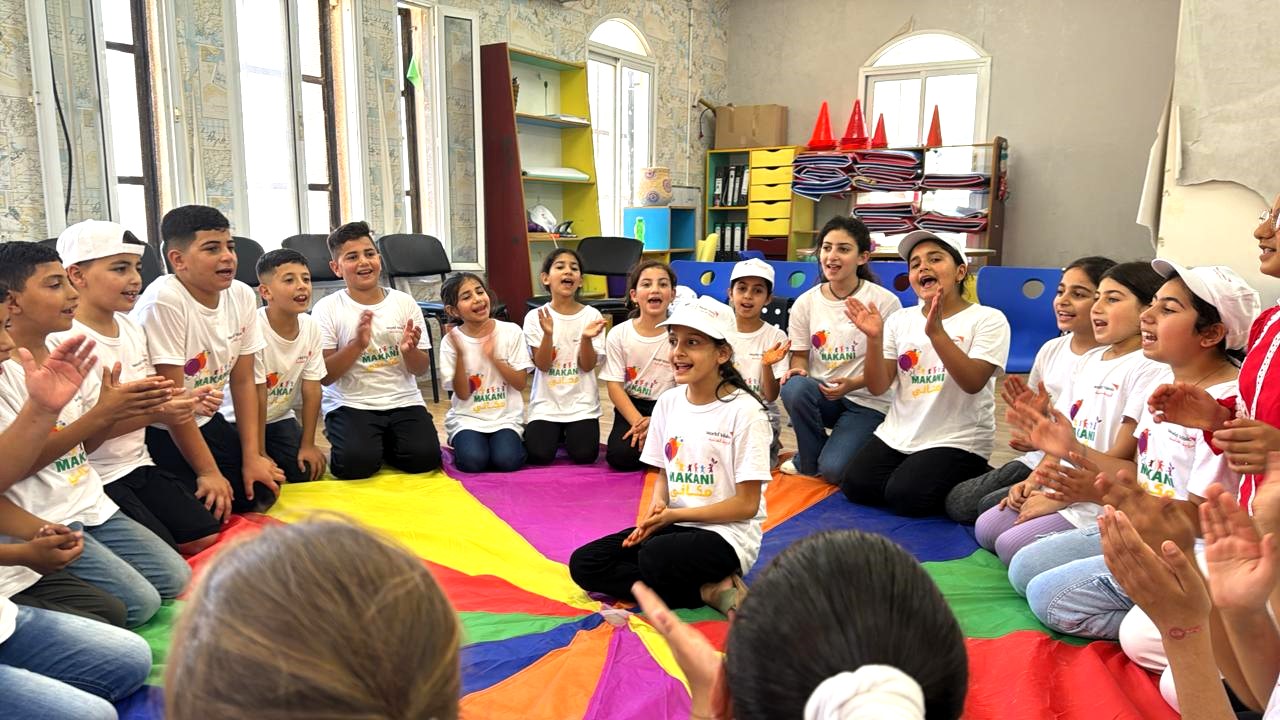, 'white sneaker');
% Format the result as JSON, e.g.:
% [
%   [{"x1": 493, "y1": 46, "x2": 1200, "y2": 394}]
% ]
[{"x1": 779, "y1": 459, "x2": 800, "y2": 475}]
